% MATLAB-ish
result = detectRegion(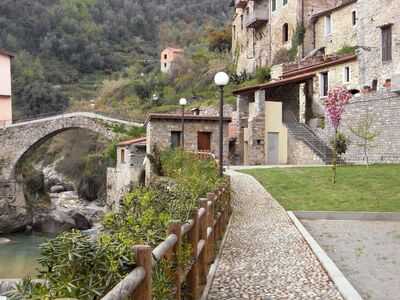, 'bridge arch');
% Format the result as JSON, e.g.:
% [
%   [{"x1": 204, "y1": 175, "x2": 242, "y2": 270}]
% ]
[{"x1": 0, "y1": 112, "x2": 142, "y2": 180}]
